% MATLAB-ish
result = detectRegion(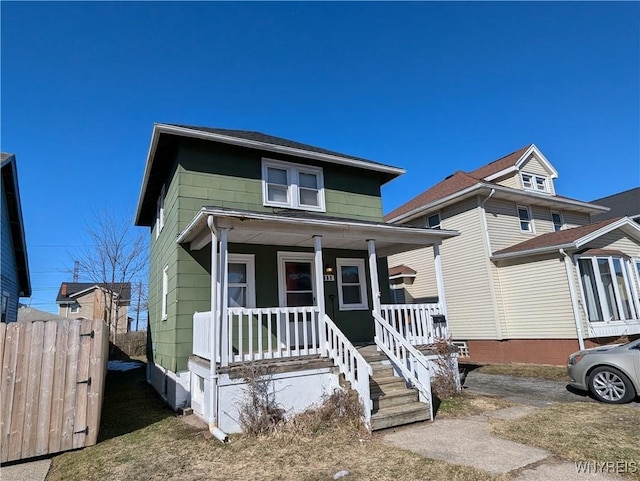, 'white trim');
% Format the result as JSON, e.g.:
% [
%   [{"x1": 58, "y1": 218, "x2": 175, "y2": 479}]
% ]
[
  {"x1": 550, "y1": 209, "x2": 564, "y2": 232},
  {"x1": 336, "y1": 258, "x2": 369, "y2": 311},
  {"x1": 484, "y1": 144, "x2": 559, "y2": 182},
  {"x1": 433, "y1": 244, "x2": 447, "y2": 317},
  {"x1": 561, "y1": 249, "x2": 585, "y2": 350},
  {"x1": 520, "y1": 172, "x2": 550, "y2": 194},
  {"x1": 261, "y1": 158, "x2": 325, "y2": 212},
  {"x1": 156, "y1": 184, "x2": 165, "y2": 239},
  {"x1": 161, "y1": 265, "x2": 169, "y2": 320},
  {"x1": 517, "y1": 204, "x2": 534, "y2": 234},
  {"x1": 426, "y1": 212, "x2": 441, "y2": 229},
  {"x1": 277, "y1": 252, "x2": 316, "y2": 307},
  {"x1": 227, "y1": 254, "x2": 256, "y2": 308},
  {"x1": 388, "y1": 273, "x2": 416, "y2": 281},
  {"x1": 70, "y1": 303, "x2": 80, "y2": 314}
]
